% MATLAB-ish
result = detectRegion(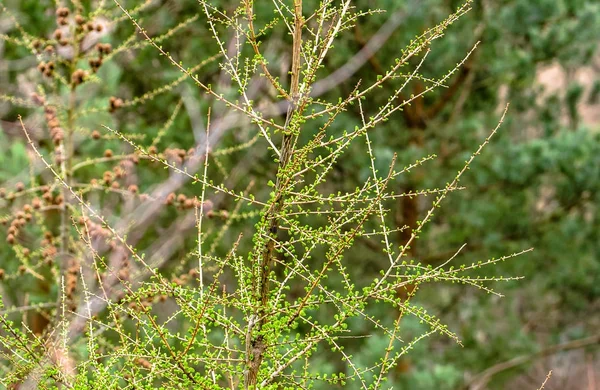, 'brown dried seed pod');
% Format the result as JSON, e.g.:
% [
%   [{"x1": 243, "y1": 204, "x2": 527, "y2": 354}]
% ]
[
  {"x1": 57, "y1": 17, "x2": 68, "y2": 26},
  {"x1": 53, "y1": 29, "x2": 63, "y2": 40},
  {"x1": 165, "y1": 192, "x2": 176, "y2": 205},
  {"x1": 53, "y1": 129, "x2": 64, "y2": 144},
  {"x1": 0, "y1": 188, "x2": 5, "y2": 198},
  {"x1": 91, "y1": 130, "x2": 101, "y2": 139},
  {"x1": 177, "y1": 194, "x2": 187, "y2": 203},
  {"x1": 95, "y1": 24, "x2": 103, "y2": 32},
  {"x1": 43, "y1": 246, "x2": 57, "y2": 258},
  {"x1": 118, "y1": 268, "x2": 129, "y2": 281},
  {"x1": 113, "y1": 167, "x2": 124, "y2": 178},
  {"x1": 75, "y1": 15, "x2": 85, "y2": 25},
  {"x1": 96, "y1": 43, "x2": 111, "y2": 55},
  {"x1": 22, "y1": 248, "x2": 30, "y2": 257},
  {"x1": 18, "y1": 265, "x2": 26, "y2": 275},
  {"x1": 44, "y1": 45, "x2": 55, "y2": 54},
  {"x1": 32, "y1": 198, "x2": 41, "y2": 209},
  {"x1": 148, "y1": 145, "x2": 158, "y2": 155},
  {"x1": 108, "y1": 97, "x2": 123, "y2": 112},
  {"x1": 71, "y1": 69, "x2": 87, "y2": 85},
  {"x1": 128, "y1": 184, "x2": 138, "y2": 193},
  {"x1": 56, "y1": 7, "x2": 69, "y2": 17},
  {"x1": 89, "y1": 58, "x2": 103, "y2": 72},
  {"x1": 0, "y1": 269, "x2": 4, "y2": 280},
  {"x1": 48, "y1": 118, "x2": 60, "y2": 128},
  {"x1": 15, "y1": 182, "x2": 24, "y2": 192},
  {"x1": 110, "y1": 181, "x2": 120, "y2": 189},
  {"x1": 104, "y1": 149, "x2": 113, "y2": 158}
]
